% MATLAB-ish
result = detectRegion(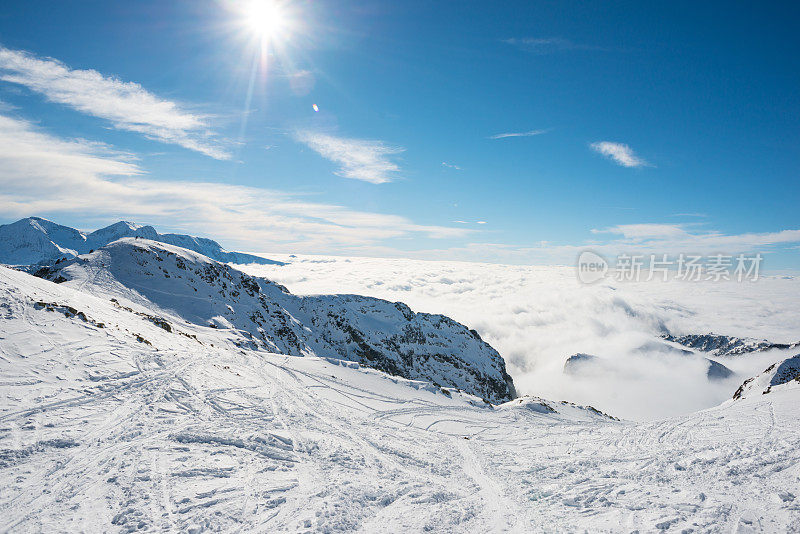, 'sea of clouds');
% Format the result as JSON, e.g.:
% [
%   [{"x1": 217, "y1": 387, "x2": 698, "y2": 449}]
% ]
[{"x1": 241, "y1": 256, "x2": 800, "y2": 421}]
